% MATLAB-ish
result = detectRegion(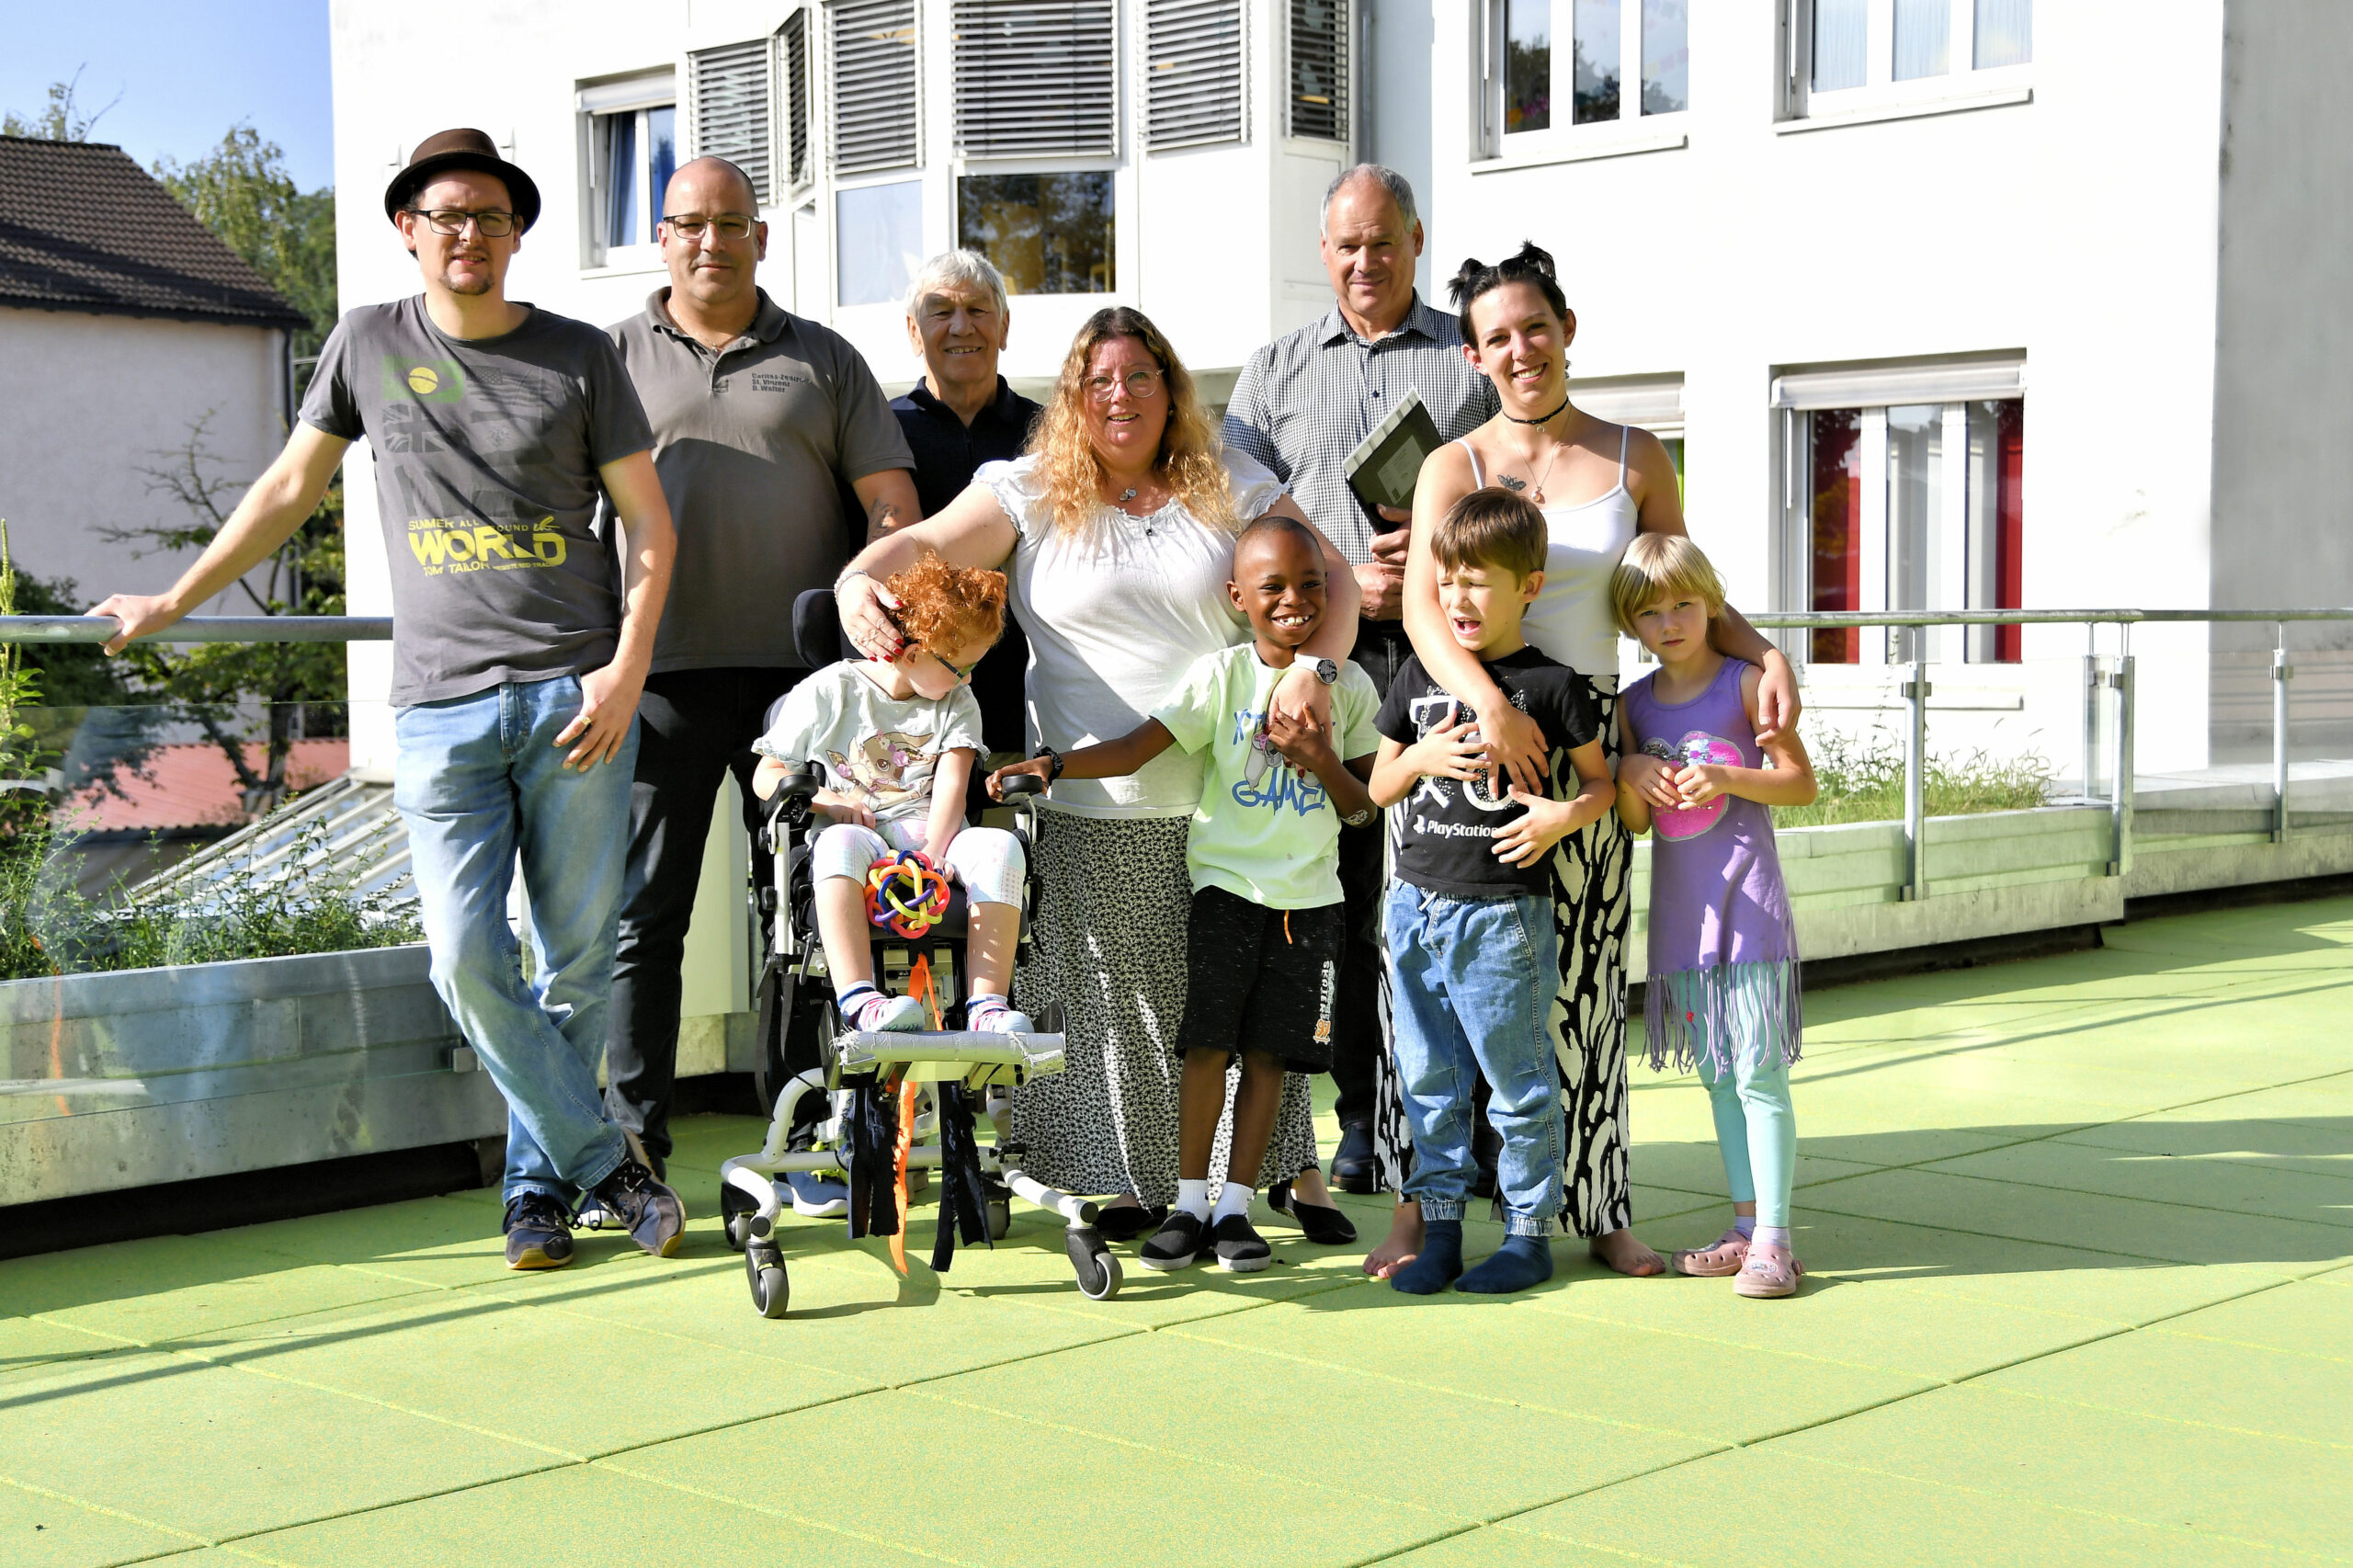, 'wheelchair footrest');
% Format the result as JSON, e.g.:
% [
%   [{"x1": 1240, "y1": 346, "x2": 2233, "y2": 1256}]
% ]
[{"x1": 831, "y1": 1029, "x2": 1065, "y2": 1082}]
